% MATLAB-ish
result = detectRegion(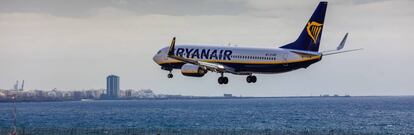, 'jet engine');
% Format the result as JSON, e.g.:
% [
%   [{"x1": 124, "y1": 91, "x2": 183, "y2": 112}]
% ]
[{"x1": 181, "y1": 64, "x2": 207, "y2": 77}]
